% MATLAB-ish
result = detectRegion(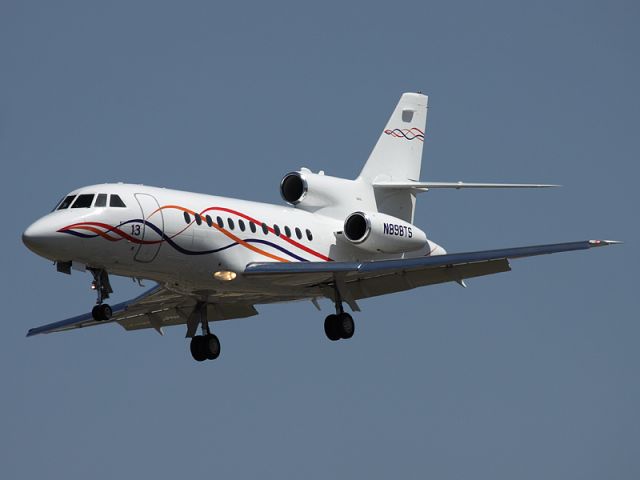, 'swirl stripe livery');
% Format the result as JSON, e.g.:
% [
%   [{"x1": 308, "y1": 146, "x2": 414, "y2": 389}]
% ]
[
  {"x1": 58, "y1": 205, "x2": 333, "y2": 263},
  {"x1": 383, "y1": 127, "x2": 424, "y2": 142}
]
